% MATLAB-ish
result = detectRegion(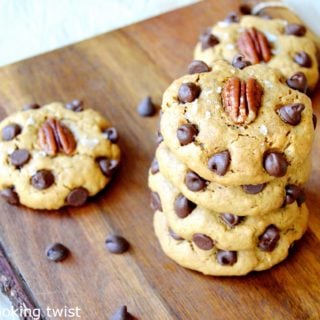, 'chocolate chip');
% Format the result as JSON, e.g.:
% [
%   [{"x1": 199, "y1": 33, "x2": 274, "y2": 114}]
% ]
[
  {"x1": 156, "y1": 131, "x2": 164, "y2": 145},
  {"x1": 98, "y1": 157, "x2": 119, "y2": 177},
  {"x1": 150, "y1": 158, "x2": 159, "y2": 175},
  {"x1": 177, "y1": 124, "x2": 198, "y2": 146},
  {"x1": 0, "y1": 187, "x2": 19, "y2": 205},
  {"x1": 199, "y1": 30, "x2": 219, "y2": 50},
  {"x1": 22, "y1": 103, "x2": 40, "y2": 111},
  {"x1": 65, "y1": 99, "x2": 84, "y2": 112},
  {"x1": 285, "y1": 185, "x2": 305, "y2": 206},
  {"x1": 224, "y1": 12, "x2": 239, "y2": 23},
  {"x1": 10, "y1": 149, "x2": 31, "y2": 167},
  {"x1": 277, "y1": 103, "x2": 305, "y2": 126},
  {"x1": 2, "y1": 124, "x2": 21, "y2": 141},
  {"x1": 111, "y1": 305, "x2": 132, "y2": 320},
  {"x1": 137, "y1": 96, "x2": 156, "y2": 117},
  {"x1": 216, "y1": 250, "x2": 237, "y2": 266},
  {"x1": 188, "y1": 60, "x2": 210, "y2": 74},
  {"x1": 263, "y1": 152, "x2": 288, "y2": 177},
  {"x1": 258, "y1": 225, "x2": 280, "y2": 252},
  {"x1": 185, "y1": 171, "x2": 207, "y2": 191},
  {"x1": 239, "y1": 4, "x2": 251, "y2": 15},
  {"x1": 174, "y1": 194, "x2": 196, "y2": 218},
  {"x1": 294, "y1": 51, "x2": 312, "y2": 68},
  {"x1": 46, "y1": 243, "x2": 69, "y2": 262},
  {"x1": 232, "y1": 54, "x2": 251, "y2": 69},
  {"x1": 208, "y1": 151, "x2": 230, "y2": 176},
  {"x1": 31, "y1": 170, "x2": 54, "y2": 190},
  {"x1": 150, "y1": 192, "x2": 162, "y2": 211},
  {"x1": 286, "y1": 72, "x2": 308, "y2": 93},
  {"x1": 285, "y1": 24, "x2": 306, "y2": 37},
  {"x1": 220, "y1": 213, "x2": 242, "y2": 227},
  {"x1": 178, "y1": 83, "x2": 201, "y2": 103},
  {"x1": 66, "y1": 187, "x2": 89, "y2": 207},
  {"x1": 104, "y1": 127, "x2": 119, "y2": 143},
  {"x1": 242, "y1": 183, "x2": 266, "y2": 194},
  {"x1": 192, "y1": 233, "x2": 214, "y2": 250},
  {"x1": 105, "y1": 235, "x2": 130, "y2": 254},
  {"x1": 313, "y1": 114, "x2": 317, "y2": 129},
  {"x1": 169, "y1": 228, "x2": 184, "y2": 241}
]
